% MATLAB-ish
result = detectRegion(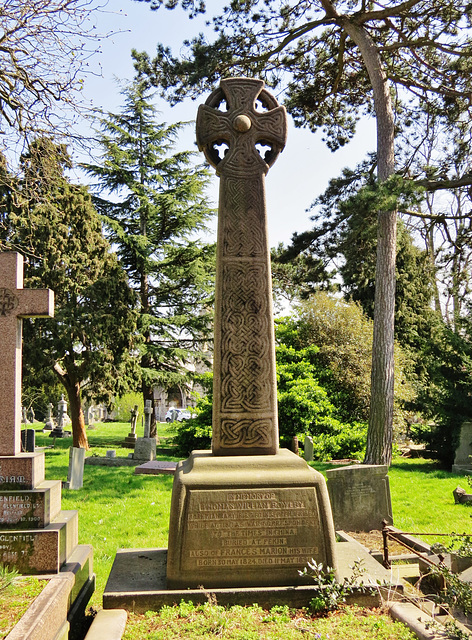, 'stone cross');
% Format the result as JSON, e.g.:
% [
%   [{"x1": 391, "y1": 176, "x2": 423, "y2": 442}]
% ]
[
  {"x1": 196, "y1": 78, "x2": 287, "y2": 456},
  {"x1": 0, "y1": 252, "x2": 54, "y2": 456}
]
